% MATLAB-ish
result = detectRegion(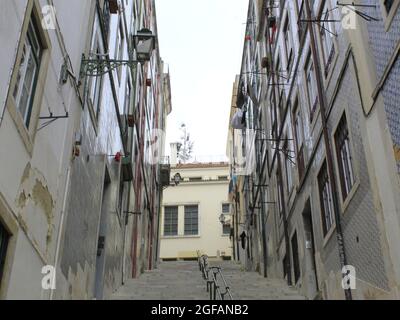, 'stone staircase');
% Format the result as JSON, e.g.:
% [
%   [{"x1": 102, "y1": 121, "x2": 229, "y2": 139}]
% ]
[
  {"x1": 111, "y1": 261, "x2": 208, "y2": 300},
  {"x1": 110, "y1": 260, "x2": 306, "y2": 300},
  {"x1": 208, "y1": 260, "x2": 306, "y2": 300}
]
